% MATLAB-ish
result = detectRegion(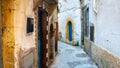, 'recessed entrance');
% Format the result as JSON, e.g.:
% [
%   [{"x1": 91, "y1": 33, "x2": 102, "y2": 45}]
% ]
[
  {"x1": 66, "y1": 18, "x2": 74, "y2": 44},
  {"x1": 38, "y1": 7, "x2": 42, "y2": 68}
]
